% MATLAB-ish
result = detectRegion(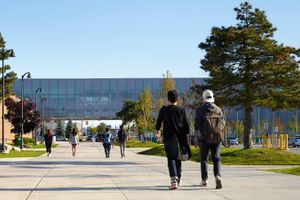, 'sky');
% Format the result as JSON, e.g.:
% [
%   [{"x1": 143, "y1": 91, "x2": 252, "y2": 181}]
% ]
[{"x1": 1, "y1": 0, "x2": 300, "y2": 79}]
